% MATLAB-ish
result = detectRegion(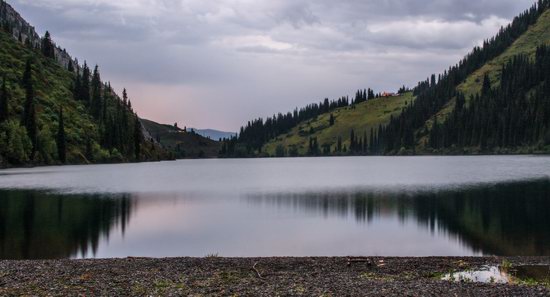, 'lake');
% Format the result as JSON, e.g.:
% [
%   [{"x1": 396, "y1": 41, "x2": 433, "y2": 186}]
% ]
[{"x1": 1, "y1": 156, "x2": 550, "y2": 259}]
